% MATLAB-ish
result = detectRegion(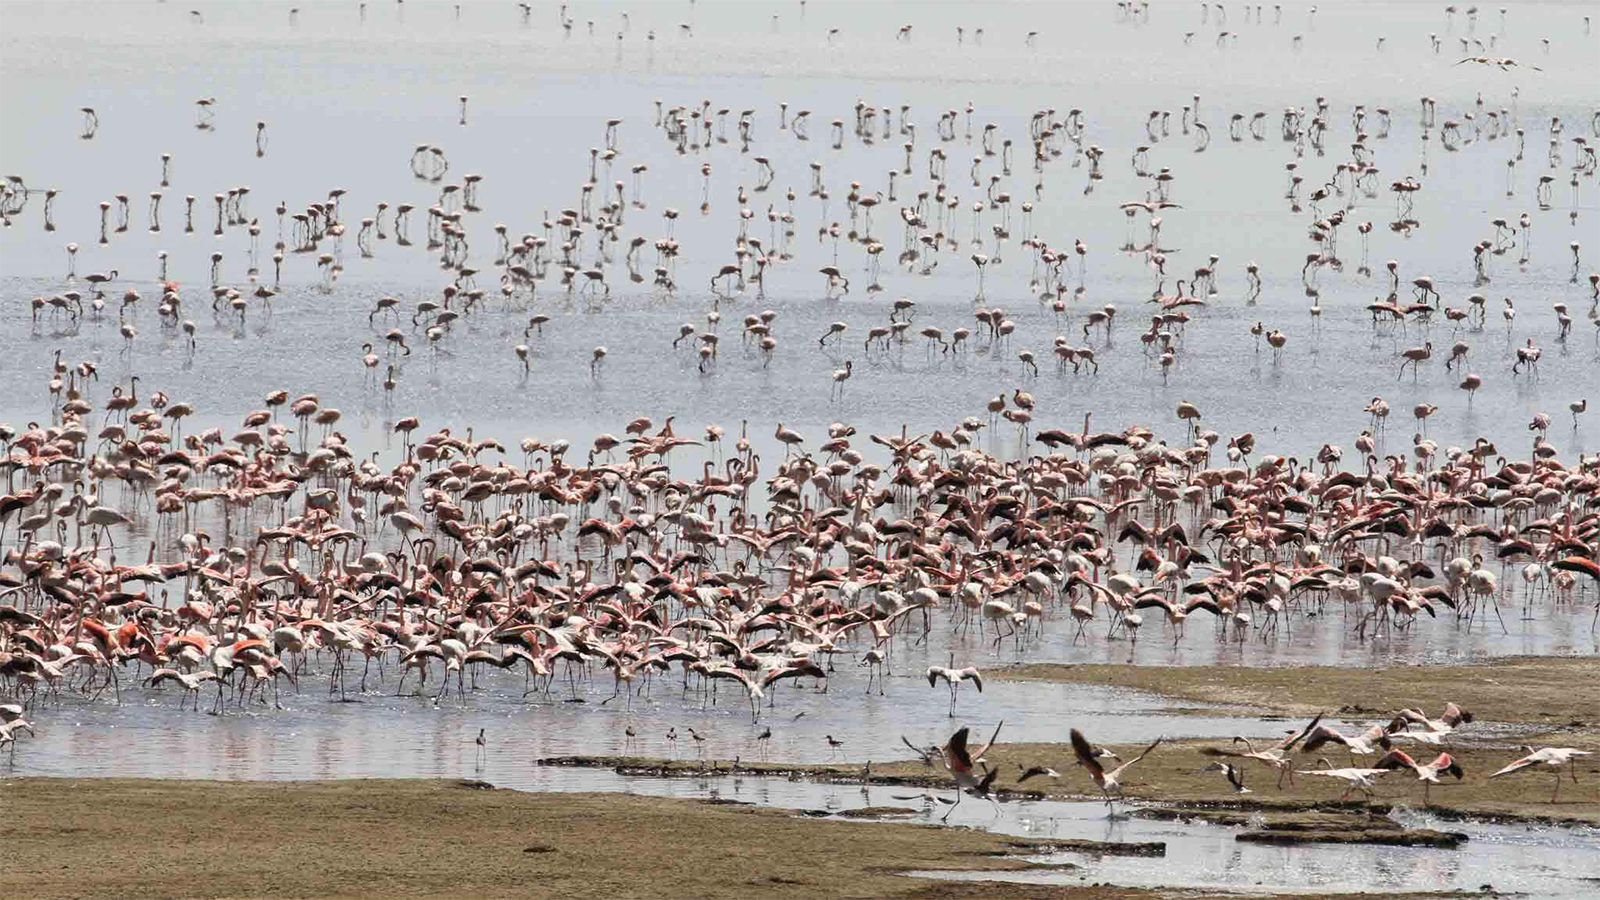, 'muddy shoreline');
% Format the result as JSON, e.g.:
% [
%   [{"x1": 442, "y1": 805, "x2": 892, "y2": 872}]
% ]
[
  {"x1": 995, "y1": 655, "x2": 1600, "y2": 727},
  {"x1": 6, "y1": 659, "x2": 1594, "y2": 898},
  {"x1": 0, "y1": 778, "x2": 1526, "y2": 900},
  {"x1": 540, "y1": 727, "x2": 1600, "y2": 830}
]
